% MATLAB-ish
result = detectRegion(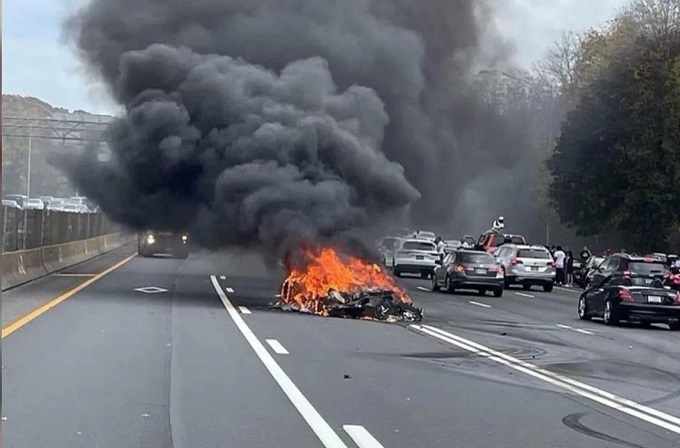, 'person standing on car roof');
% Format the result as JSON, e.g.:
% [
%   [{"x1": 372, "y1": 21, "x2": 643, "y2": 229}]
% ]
[
  {"x1": 580, "y1": 246, "x2": 591, "y2": 263},
  {"x1": 553, "y1": 246, "x2": 566, "y2": 285}
]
